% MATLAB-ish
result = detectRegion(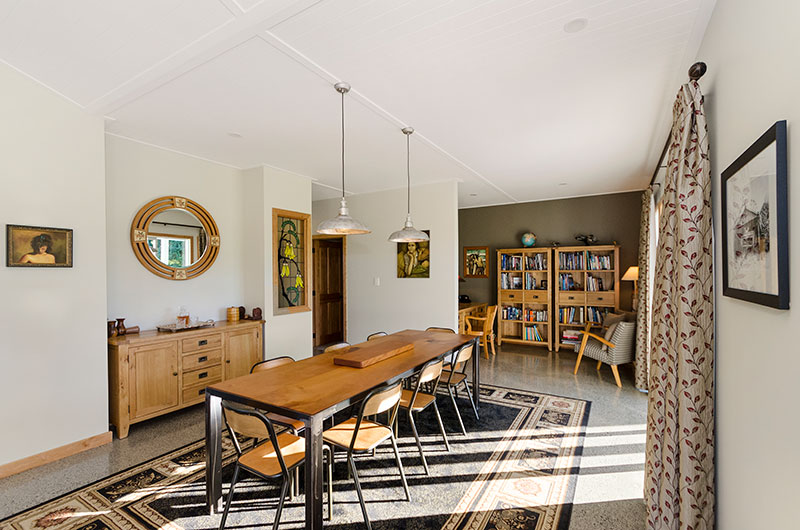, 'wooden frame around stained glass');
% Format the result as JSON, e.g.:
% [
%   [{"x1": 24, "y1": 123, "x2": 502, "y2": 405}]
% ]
[{"x1": 273, "y1": 208, "x2": 311, "y2": 315}]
